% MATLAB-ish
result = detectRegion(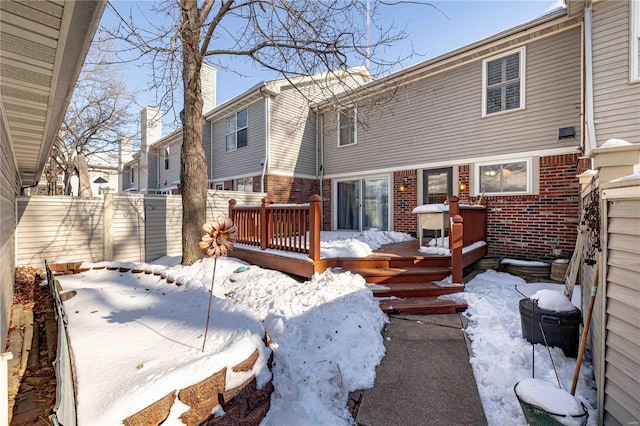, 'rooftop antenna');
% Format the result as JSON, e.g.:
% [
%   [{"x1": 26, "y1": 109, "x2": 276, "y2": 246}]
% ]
[{"x1": 366, "y1": 0, "x2": 370, "y2": 70}]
